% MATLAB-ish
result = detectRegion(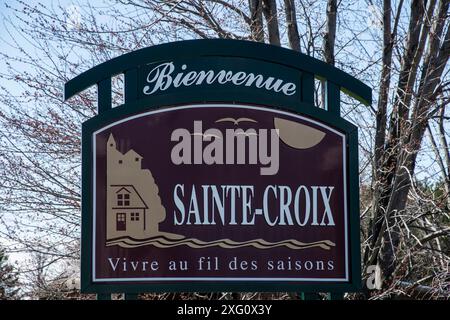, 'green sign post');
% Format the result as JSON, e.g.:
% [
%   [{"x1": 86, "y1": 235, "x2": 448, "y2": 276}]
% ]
[{"x1": 65, "y1": 39, "x2": 371, "y2": 300}]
